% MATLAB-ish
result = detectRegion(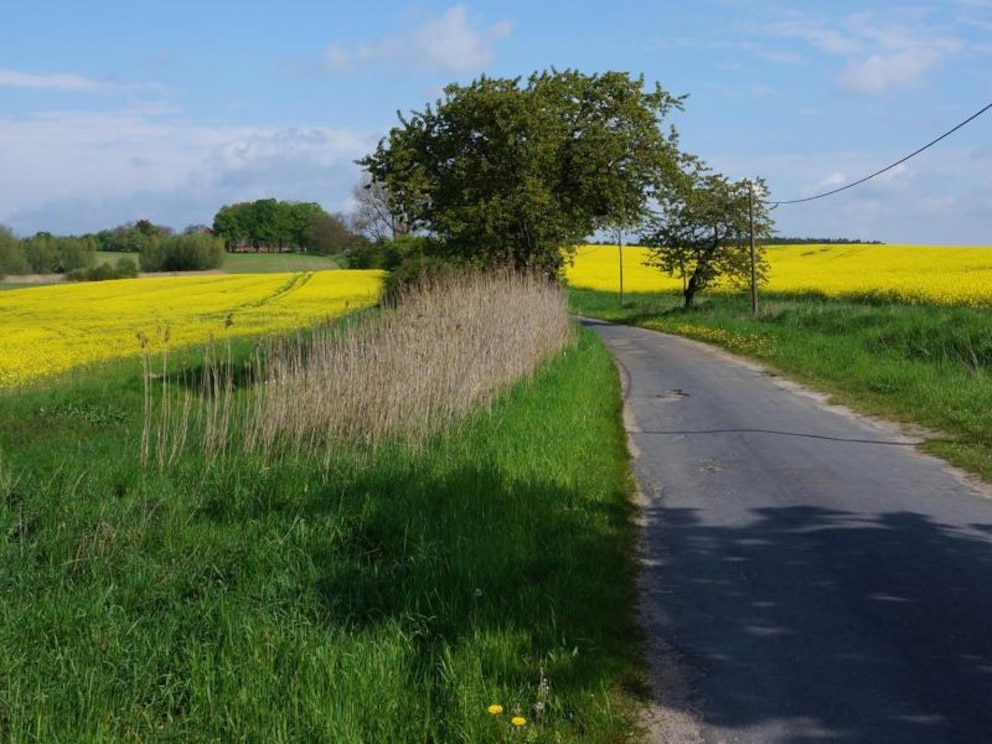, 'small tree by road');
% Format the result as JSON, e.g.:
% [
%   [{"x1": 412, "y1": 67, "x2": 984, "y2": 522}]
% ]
[{"x1": 643, "y1": 172, "x2": 774, "y2": 309}]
